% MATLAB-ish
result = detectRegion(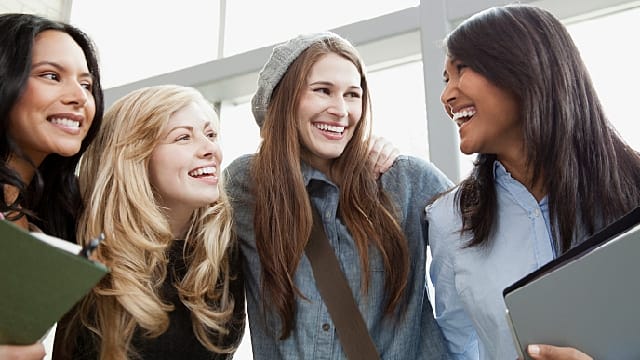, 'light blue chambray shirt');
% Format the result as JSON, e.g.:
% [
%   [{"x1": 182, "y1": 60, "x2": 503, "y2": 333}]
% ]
[
  {"x1": 427, "y1": 161, "x2": 559, "y2": 360},
  {"x1": 224, "y1": 154, "x2": 453, "y2": 360}
]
